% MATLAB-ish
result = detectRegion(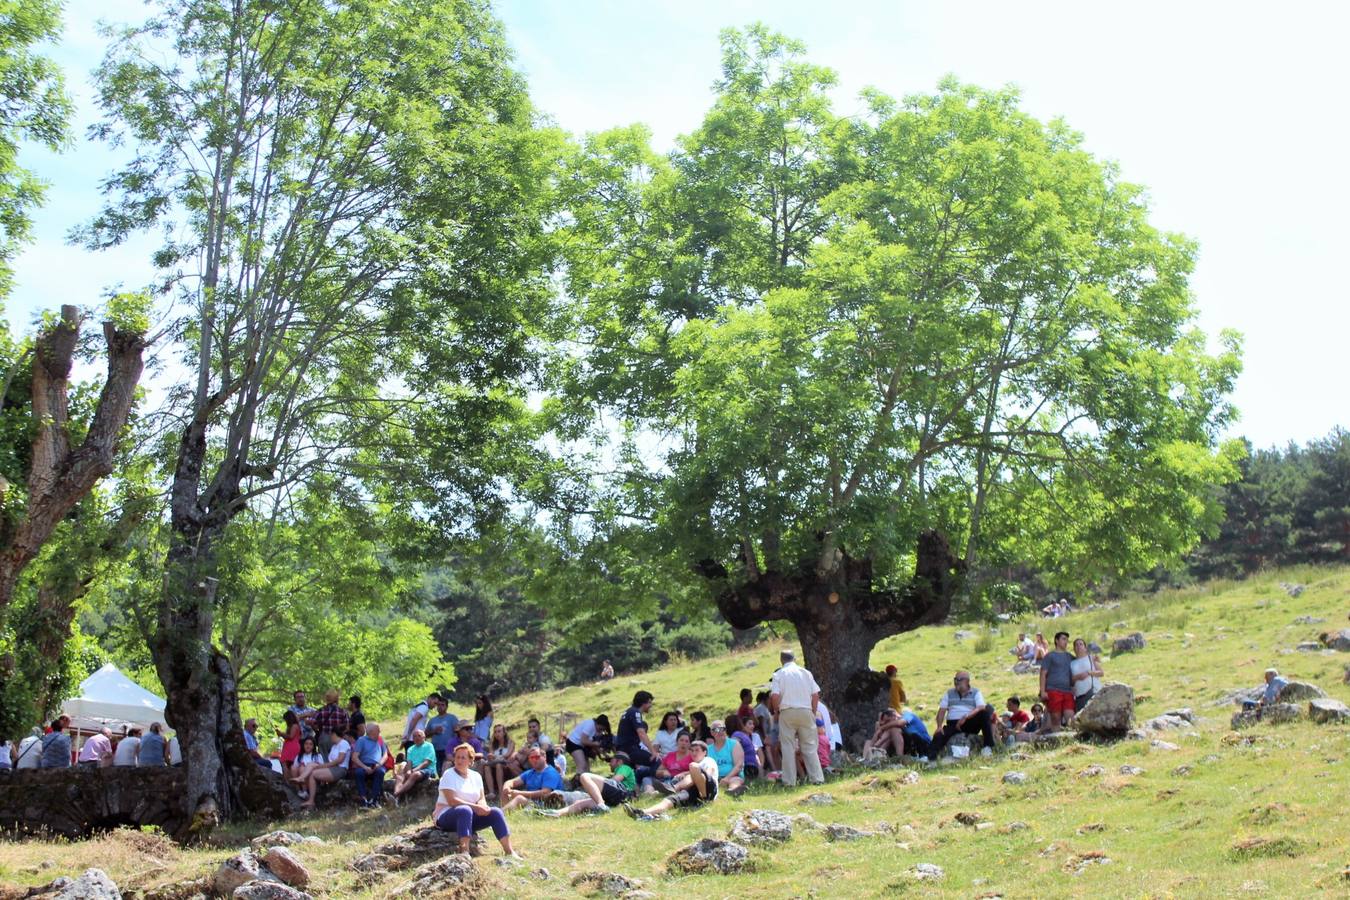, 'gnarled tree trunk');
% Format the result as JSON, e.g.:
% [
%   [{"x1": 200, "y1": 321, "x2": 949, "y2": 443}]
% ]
[
  {"x1": 0, "y1": 306, "x2": 145, "y2": 617},
  {"x1": 713, "y1": 530, "x2": 964, "y2": 751}
]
